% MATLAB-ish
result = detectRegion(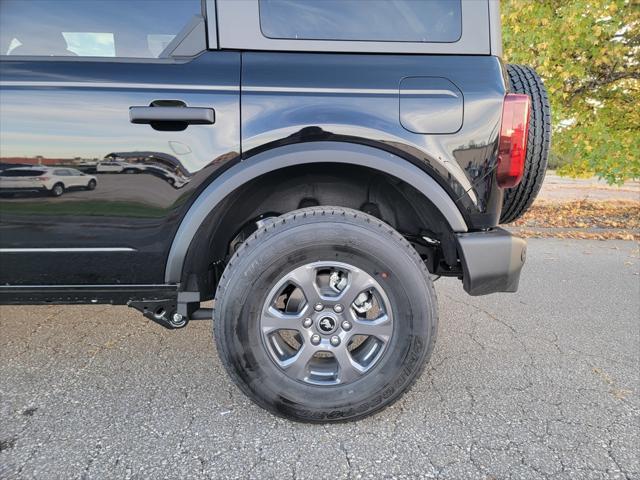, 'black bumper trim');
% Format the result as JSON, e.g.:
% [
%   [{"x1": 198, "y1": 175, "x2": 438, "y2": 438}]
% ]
[{"x1": 455, "y1": 228, "x2": 526, "y2": 296}]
